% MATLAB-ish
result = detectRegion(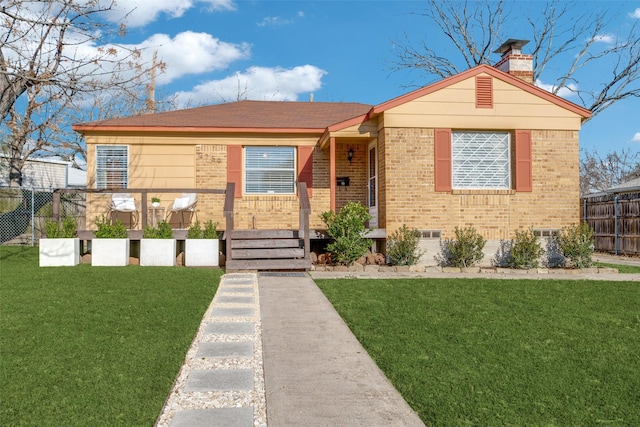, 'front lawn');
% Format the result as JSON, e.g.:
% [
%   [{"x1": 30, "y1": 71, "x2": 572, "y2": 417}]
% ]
[
  {"x1": 595, "y1": 262, "x2": 640, "y2": 274},
  {"x1": 0, "y1": 246, "x2": 221, "y2": 426},
  {"x1": 317, "y1": 278, "x2": 640, "y2": 426}
]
